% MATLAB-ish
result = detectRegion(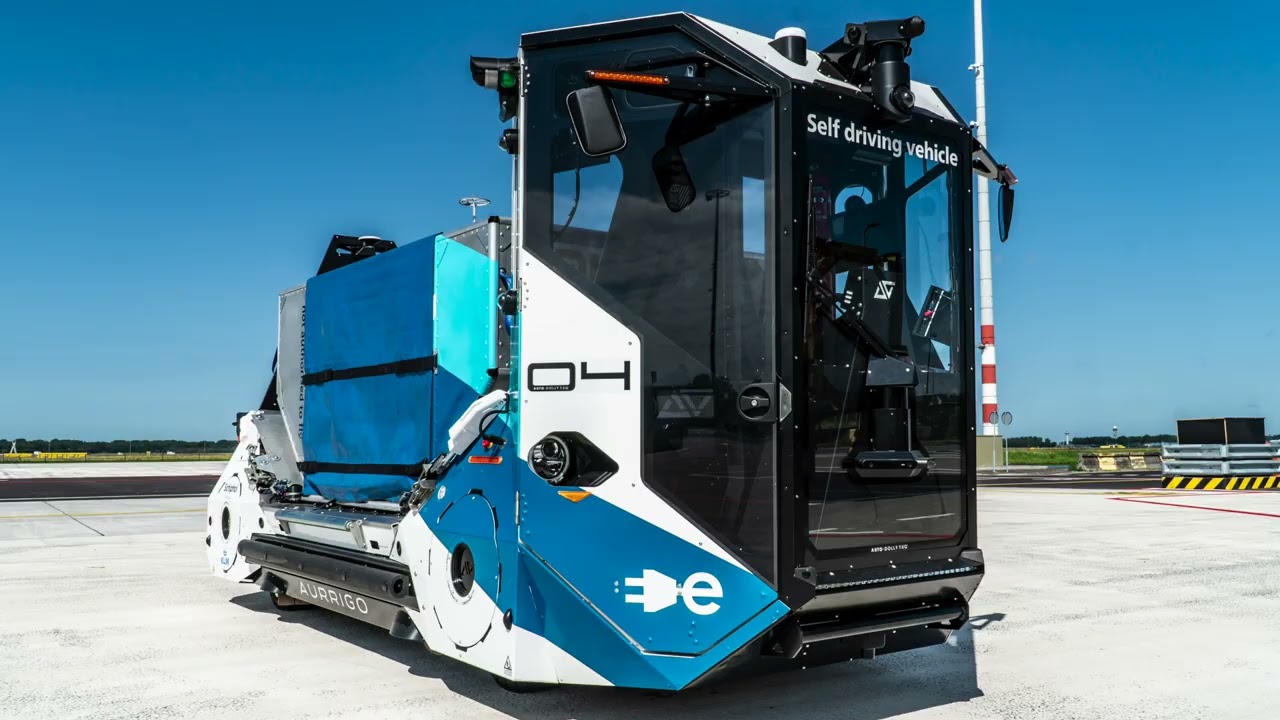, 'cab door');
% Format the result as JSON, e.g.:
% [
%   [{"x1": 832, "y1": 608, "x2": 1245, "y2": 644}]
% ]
[
  {"x1": 508, "y1": 35, "x2": 786, "y2": 686},
  {"x1": 791, "y1": 97, "x2": 974, "y2": 580}
]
